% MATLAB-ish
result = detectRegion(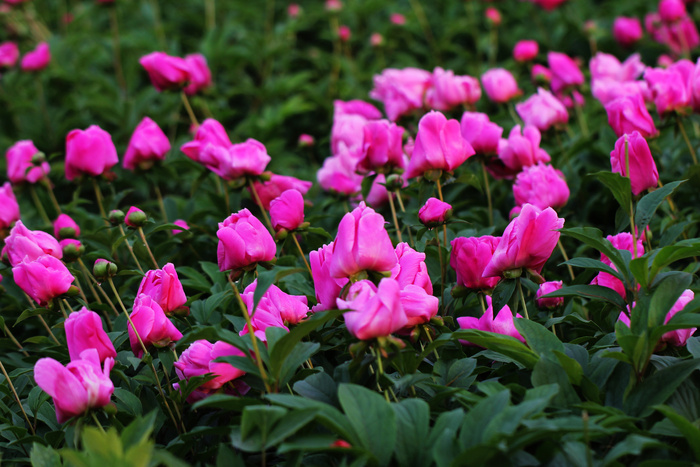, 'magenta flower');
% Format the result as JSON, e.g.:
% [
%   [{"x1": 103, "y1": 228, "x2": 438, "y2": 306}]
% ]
[
  {"x1": 172, "y1": 219, "x2": 190, "y2": 235},
  {"x1": 241, "y1": 279, "x2": 309, "y2": 326},
  {"x1": 53, "y1": 214, "x2": 80, "y2": 240},
  {"x1": 513, "y1": 163, "x2": 570, "y2": 211},
  {"x1": 457, "y1": 295, "x2": 525, "y2": 345},
  {"x1": 65, "y1": 125, "x2": 119, "y2": 181},
  {"x1": 139, "y1": 52, "x2": 190, "y2": 92},
  {"x1": 418, "y1": 197, "x2": 452, "y2": 227},
  {"x1": 5, "y1": 140, "x2": 50, "y2": 184},
  {"x1": 496, "y1": 125, "x2": 551, "y2": 176},
  {"x1": 183, "y1": 53, "x2": 212, "y2": 95},
  {"x1": 123, "y1": 117, "x2": 171, "y2": 171},
  {"x1": 20, "y1": 42, "x2": 50, "y2": 72},
  {"x1": 64, "y1": 307, "x2": 117, "y2": 363},
  {"x1": 356, "y1": 120, "x2": 406, "y2": 173},
  {"x1": 610, "y1": 131, "x2": 659, "y2": 196},
  {"x1": 137, "y1": 263, "x2": 188, "y2": 314},
  {"x1": 425, "y1": 67, "x2": 481, "y2": 111},
  {"x1": 337, "y1": 278, "x2": 408, "y2": 340},
  {"x1": 0, "y1": 41, "x2": 19, "y2": 68},
  {"x1": 536, "y1": 281, "x2": 564, "y2": 309},
  {"x1": 248, "y1": 173, "x2": 312, "y2": 210},
  {"x1": 460, "y1": 112, "x2": 503, "y2": 156},
  {"x1": 217, "y1": 209, "x2": 276, "y2": 272},
  {"x1": 12, "y1": 255, "x2": 74, "y2": 306},
  {"x1": 613, "y1": 17, "x2": 643, "y2": 47},
  {"x1": 3, "y1": 220, "x2": 62, "y2": 267},
  {"x1": 174, "y1": 340, "x2": 246, "y2": 402},
  {"x1": 450, "y1": 236, "x2": 501, "y2": 291},
  {"x1": 310, "y1": 242, "x2": 349, "y2": 312},
  {"x1": 128, "y1": 294, "x2": 183, "y2": 358},
  {"x1": 199, "y1": 138, "x2": 271, "y2": 180},
  {"x1": 516, "y1": 88, "x2": 569, "y2": 131},
  {"x1": 547, "y1": 52, "x2": 585, "y2": 94},
  {"x1": 390, "y1": 242, "x2": 432, "y2": 294},
  {"x1": 481, "y1": 68, "x2": 520, "y2": 103},
  {"x1": 605, "y1": 93, "x2": 658, "y2": 138},
  {"x1": 180, "y1": 118, "x2": 232, "y2": 163},
  {"x1": 369, "y1": 68, "x2": 432, "y2": 121},
  {"x1": 513, "y1": 40, "x2": 539, "y2": 62},
  {"x1": 270, "y1": 189, "x2": 305, "y2": 232},
  {"x1": 0, "y1": 183, "x2": 20, "y2": 230}
]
